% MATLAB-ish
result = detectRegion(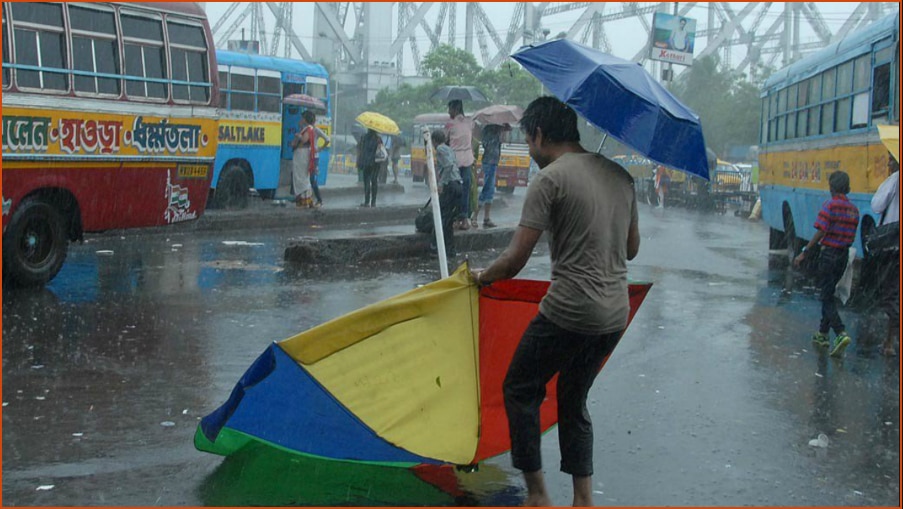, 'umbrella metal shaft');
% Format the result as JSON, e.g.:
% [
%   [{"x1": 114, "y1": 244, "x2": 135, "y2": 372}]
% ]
[{"x1": 422, "y1": 127, "x2": 448, "y2": 278}]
